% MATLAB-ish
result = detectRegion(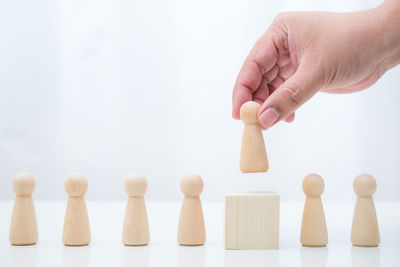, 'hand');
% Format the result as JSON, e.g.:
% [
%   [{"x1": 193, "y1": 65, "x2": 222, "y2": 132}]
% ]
[{"x1": 232, "y1": 1, "x2": 400, "y2": 130}]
